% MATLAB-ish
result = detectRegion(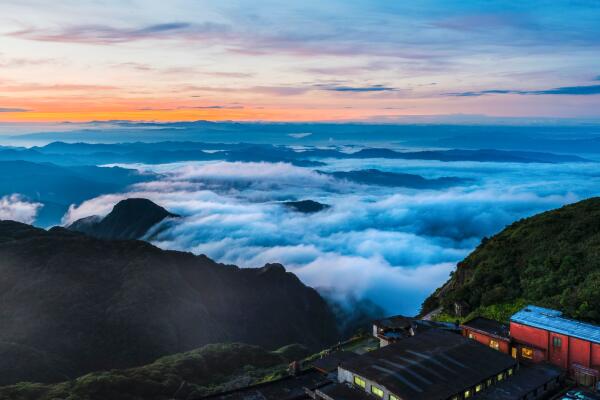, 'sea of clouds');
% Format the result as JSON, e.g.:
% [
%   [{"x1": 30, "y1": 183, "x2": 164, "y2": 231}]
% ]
[{"x1": 62, "y1": 158, "x2": 598, "y2": 315}]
